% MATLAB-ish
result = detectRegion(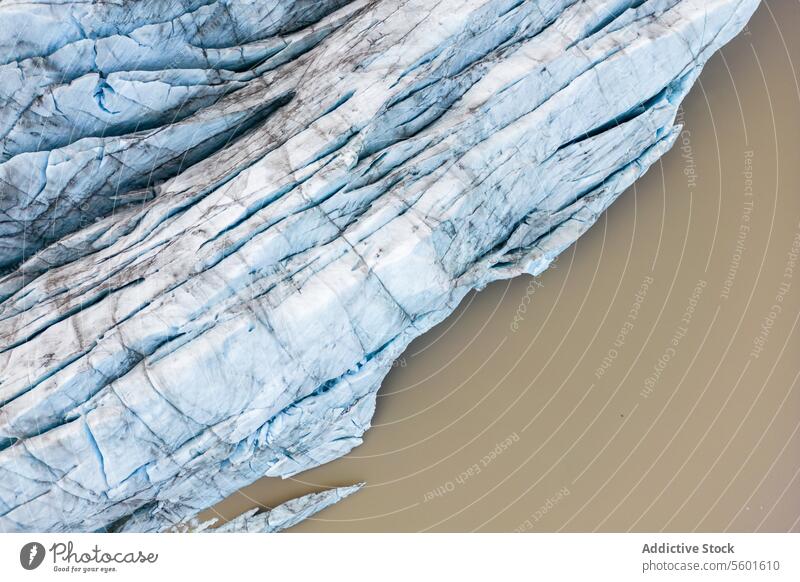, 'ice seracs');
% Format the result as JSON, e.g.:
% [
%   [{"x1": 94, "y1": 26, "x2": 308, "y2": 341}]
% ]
[{"x1": 0, "y1": 0, "x2": 760, "y2": 532}]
